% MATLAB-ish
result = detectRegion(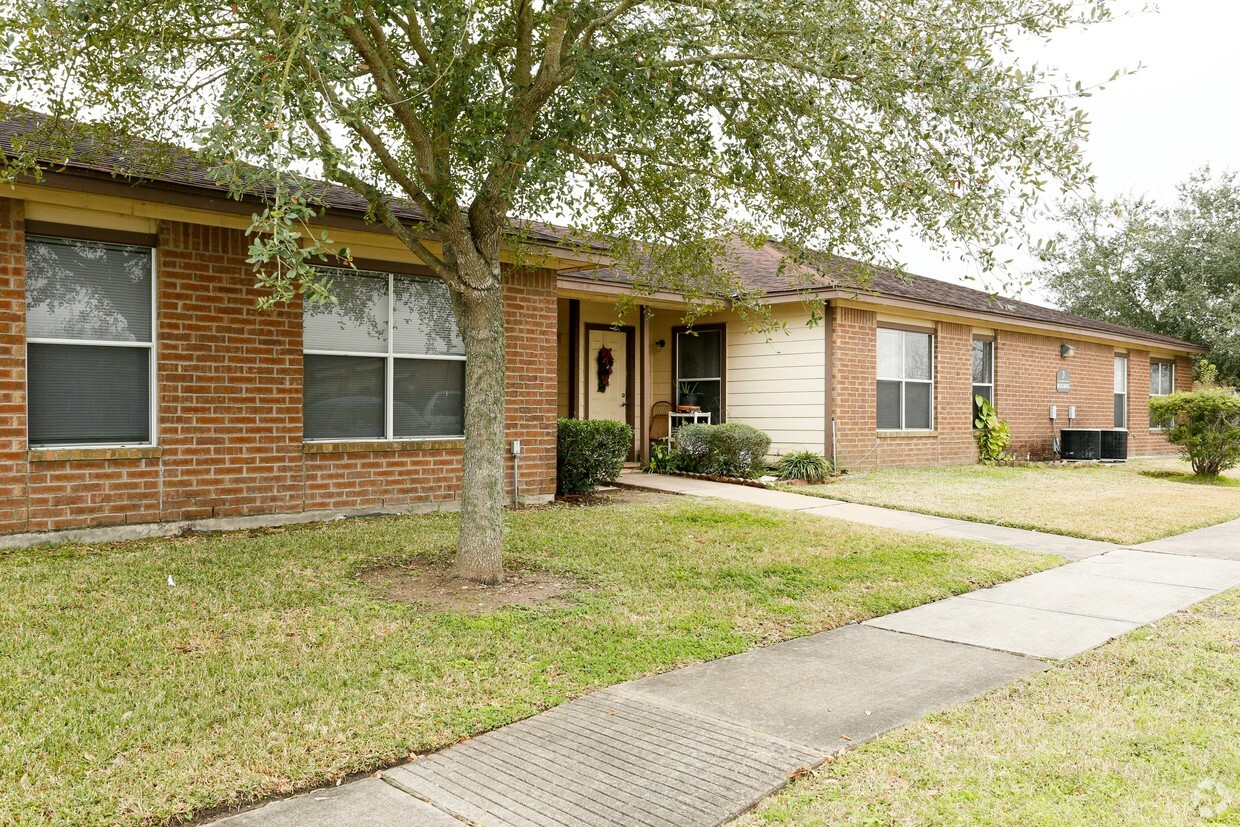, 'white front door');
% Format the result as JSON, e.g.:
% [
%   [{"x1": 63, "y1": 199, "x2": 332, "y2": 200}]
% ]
[{"x1": 587, "y1": 328, "x2": 630, "y2": 425}]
